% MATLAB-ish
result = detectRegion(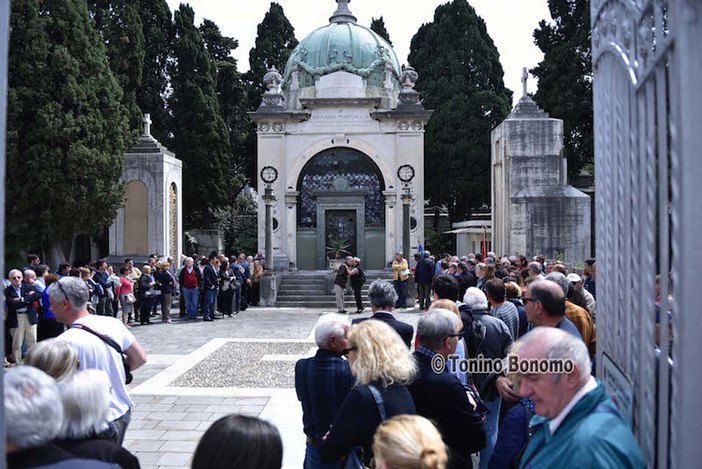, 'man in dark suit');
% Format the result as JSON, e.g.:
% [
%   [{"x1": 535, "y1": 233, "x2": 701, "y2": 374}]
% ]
[
  {"x1": 415, "y1": 251, "x2": 435, "y2": 311},
  {"x1": 202, "y1": 252, "x2": 219, "y2": 321},
  {"x1": 410, "y1": 309, "x2": 486, "y2": 468},
  {"x1": 5, "y1": 269, "x2": 42, "y2": 364},
  {"x1": 352, "y1": 279, "x2": 413, "y2": 347}
]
